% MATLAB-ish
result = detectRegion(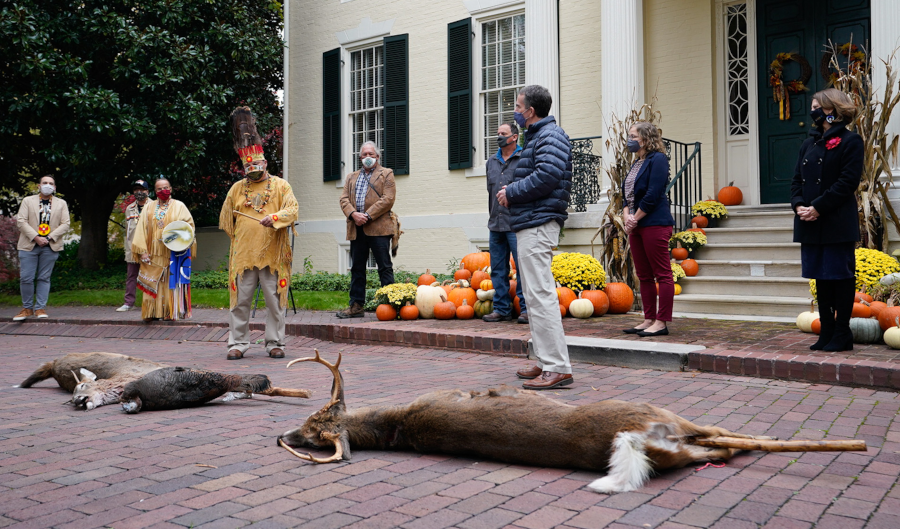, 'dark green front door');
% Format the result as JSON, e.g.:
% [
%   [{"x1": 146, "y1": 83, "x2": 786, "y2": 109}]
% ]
[{"x1": 756, "y1": 0, "x2": 869, "y2": 204}]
